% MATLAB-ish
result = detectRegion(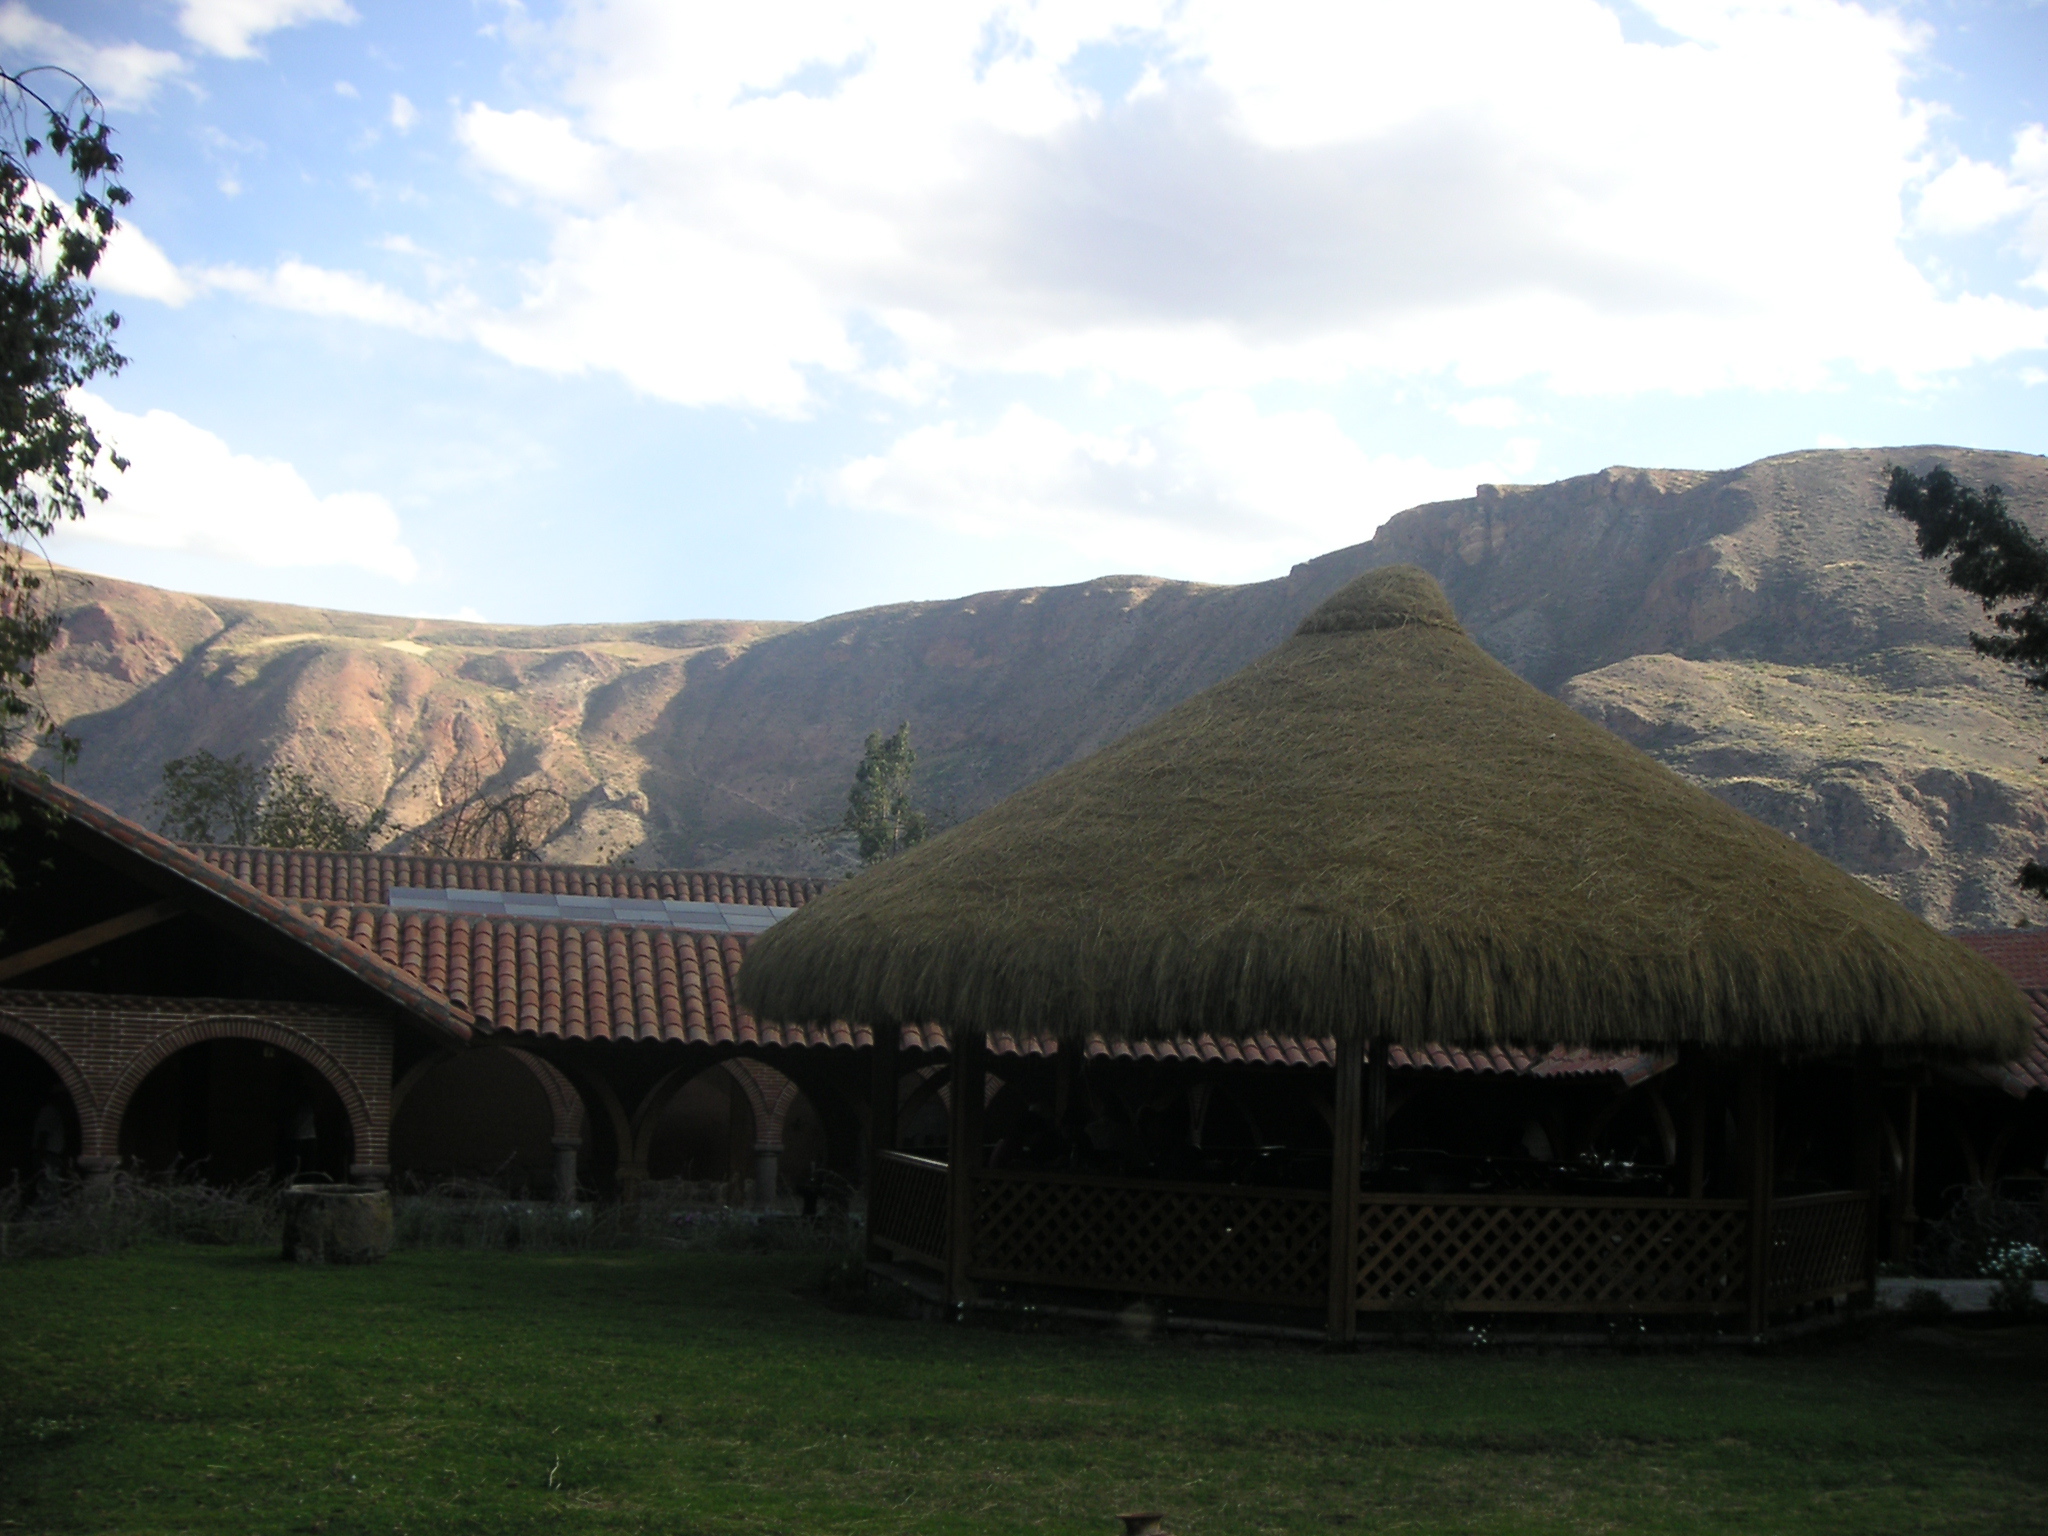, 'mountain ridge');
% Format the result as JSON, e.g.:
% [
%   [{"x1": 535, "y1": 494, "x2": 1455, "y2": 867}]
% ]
[{"x1": 22, "y1": 444, "x2": 2048, "y2": 930}]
